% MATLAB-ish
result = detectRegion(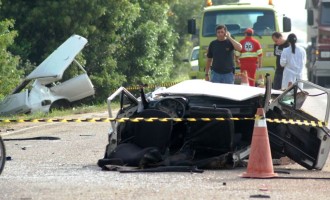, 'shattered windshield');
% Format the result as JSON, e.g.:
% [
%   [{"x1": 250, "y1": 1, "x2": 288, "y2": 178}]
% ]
[
  {"x1": 279, "y1": 83, "x2": 330, "y2": 128},
  {"x1": 320, "y1": 2, "x2": 330, "y2": 26}
]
